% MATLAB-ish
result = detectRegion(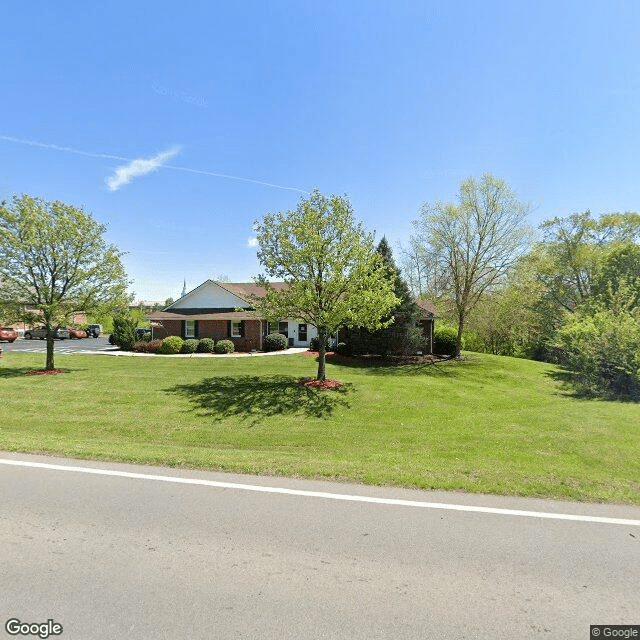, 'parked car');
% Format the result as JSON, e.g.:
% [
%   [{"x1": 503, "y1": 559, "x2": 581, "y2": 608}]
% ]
[
  {"x1": 86, "y1": 324, "x2": 102, "y2": 338},
  {"x1": 68, "y1": 327, "x2": 88, "y2": 339},
  {"x1": 23, "y1": 326, "x2": 69, "y2": 340},
  {"x1": 136, "y1": 328, "x2": 152, "y2": 340},
  {"x1": 0, "y1": 327, "x2": 18, "y2": 343}
]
